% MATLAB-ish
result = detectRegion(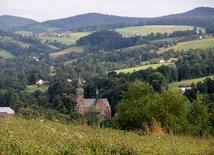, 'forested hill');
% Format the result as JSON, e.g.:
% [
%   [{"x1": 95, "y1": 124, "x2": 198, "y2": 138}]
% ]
[
  {"x1": 147, "y1": 7, "x2": 214, "y2": 28},
  {"x1": 0, "y1": 15, "x2": 39, "y2": 30},
  {"x1": 43, "y1": 13, "x2": 144, "y2": 30},
  {"x1": 1, "y1": 7, "x2": 214, "y2": 32},
  {"x1": 175, "y1": 7, "x2": 214, "y2": 17}
]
